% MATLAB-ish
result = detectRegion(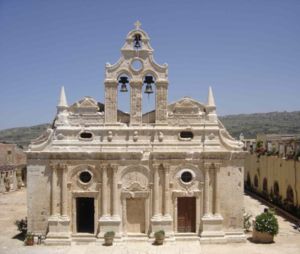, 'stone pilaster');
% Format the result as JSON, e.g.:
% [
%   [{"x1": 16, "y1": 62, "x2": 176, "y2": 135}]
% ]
[
  {"x1": 200, "y1": 162, "x2": 225, "y2": 243},
  {"x1": 152, "y1": 164, "x2": 160, "y2": 219},
  {"x1": 213, "y1": 163, "x2": 221, "y2": 216},
  {"x1": 111, "y1": 165, "x2": 120, "y2": 219},
  {"x1": 203, "y1": 163, "x2": 210, "y2": 216},
  {"x1": 61, "y1": 164, "x2": 68, "y2": 217},
  {"x1": 101, "y1": 165, "x2": 109, "y2": 218},
  {"x1": 155, "y1": 80, "x2": 168, "y2": 124},
  {"x1": 163, "y1": 164, "x2": 171, "y2": 217},
  {"x1": 46, "y1": 163, "x2": 70, "y2": 245},
  {"x1": 50, "y1": 163, "x2": 59, "y2": 217},
  {"x1": 130, "y1": 80, "x2": 142, "y2": 125},
  {"x1": 104, "y1": 79, "x2": 118, "y2": 124}
]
